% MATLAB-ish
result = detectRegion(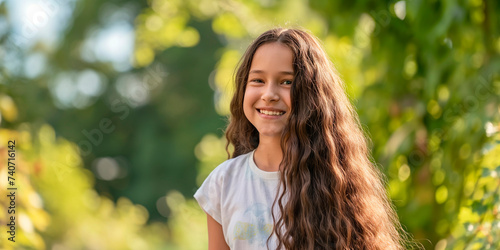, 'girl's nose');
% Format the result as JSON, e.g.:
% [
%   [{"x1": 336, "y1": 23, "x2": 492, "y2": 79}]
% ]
[{"x1": 261, "y1": 83, "x2": 279, "y2": 102}]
